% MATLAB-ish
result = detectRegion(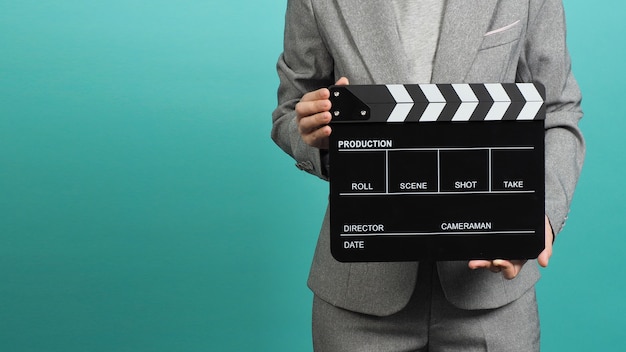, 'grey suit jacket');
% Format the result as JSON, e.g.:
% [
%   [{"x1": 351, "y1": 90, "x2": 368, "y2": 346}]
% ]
[{"x1": 272, "y1": 0, "x2": 584, "y2": 316}]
